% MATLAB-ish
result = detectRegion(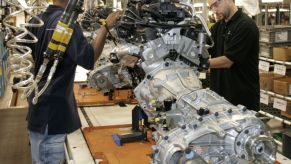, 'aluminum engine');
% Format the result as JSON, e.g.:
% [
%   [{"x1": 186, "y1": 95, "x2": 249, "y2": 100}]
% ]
[{"x1": 87, "y1": 0, "x2": 277, "y2": 163}]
